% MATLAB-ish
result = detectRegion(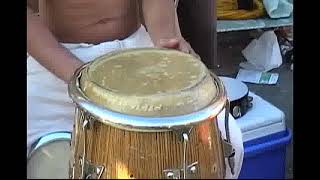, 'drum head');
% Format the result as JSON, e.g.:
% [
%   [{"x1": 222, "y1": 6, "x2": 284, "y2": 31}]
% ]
[
  {"x1": 219, "y1": 77, "x2": 248, "y2": 101},
  {"x1": 27, "y1": 140, "x2": 71, "y2": 179},
  {"x1": 79, "y1": 48, "x2": 219, "y2": 117},
  {"x1": 69, "y1": 48, "x2": 227, "y2": 131}
]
